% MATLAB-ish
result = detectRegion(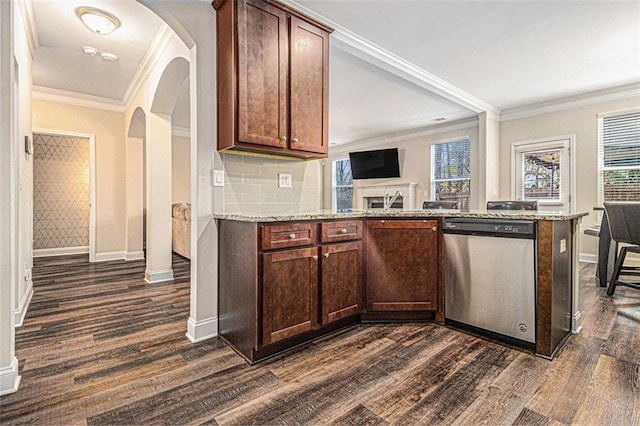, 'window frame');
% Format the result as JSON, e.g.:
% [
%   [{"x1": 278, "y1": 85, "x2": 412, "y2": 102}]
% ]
[
  {"x1": 430, "y1": 137, "x2": 471, "y2": 204},
  {"x1": 332, "y1": 157, "x2": 353, "y2": 210},
  {"x1": 597, "y1": 108, "x2": 640, "y2": 204}
]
